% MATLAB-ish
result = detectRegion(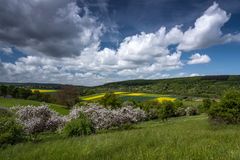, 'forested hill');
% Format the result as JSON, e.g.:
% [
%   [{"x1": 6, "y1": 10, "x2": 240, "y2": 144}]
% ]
[
  {"x1": 89, "y1": 75, "x2": 240, "y2": 98},
  {"x1": 1, "y1": 75, "x2": 240, "y2": 98}
]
